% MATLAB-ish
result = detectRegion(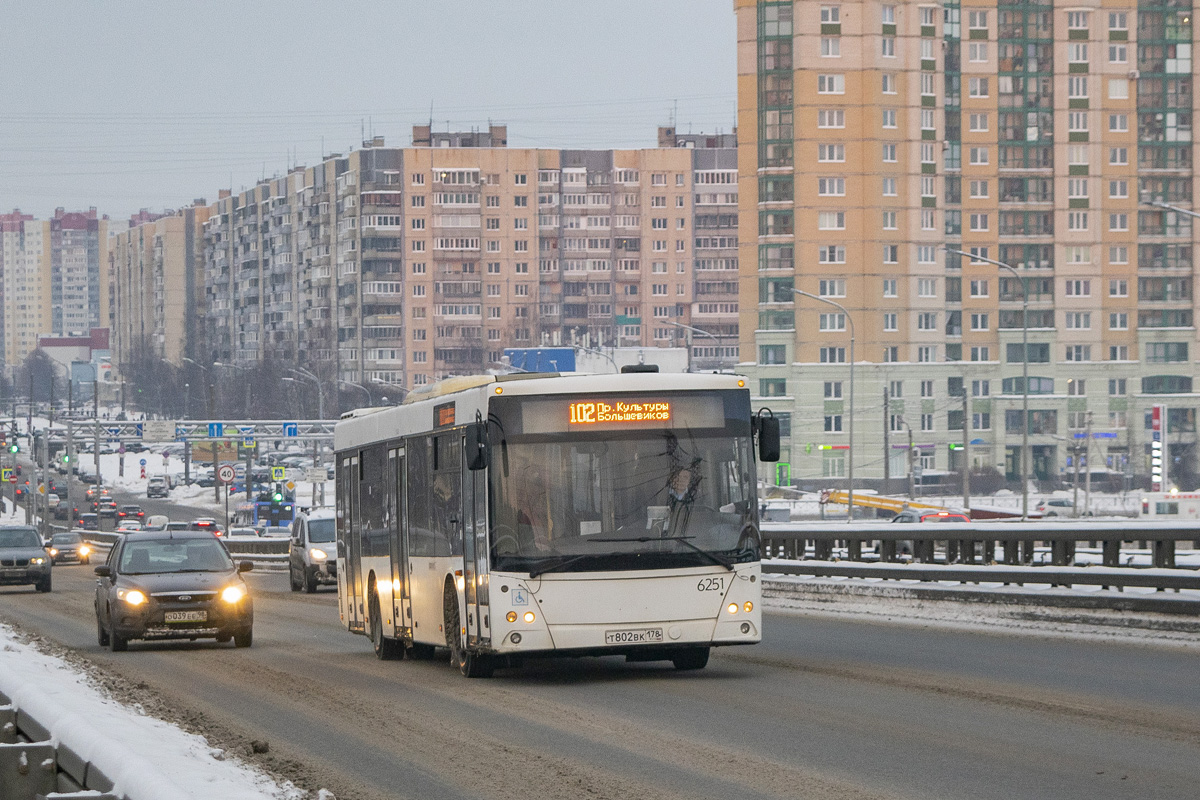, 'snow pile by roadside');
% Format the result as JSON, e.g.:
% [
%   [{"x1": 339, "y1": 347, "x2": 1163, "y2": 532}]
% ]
[{"x1": 0, "y1": 622, "x2": 306, "y2": 800}]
